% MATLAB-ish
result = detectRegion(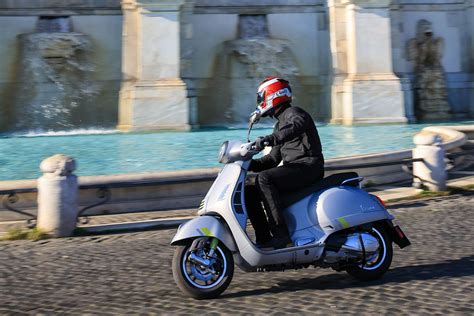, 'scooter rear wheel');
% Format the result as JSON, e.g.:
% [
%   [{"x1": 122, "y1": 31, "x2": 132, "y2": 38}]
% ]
[
  {"x1": 172, "y1": 238, "x2": 234, "y2": 299},
  {"x1": 345, "y1": 225, "x2": 393, "y2": 281}
]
